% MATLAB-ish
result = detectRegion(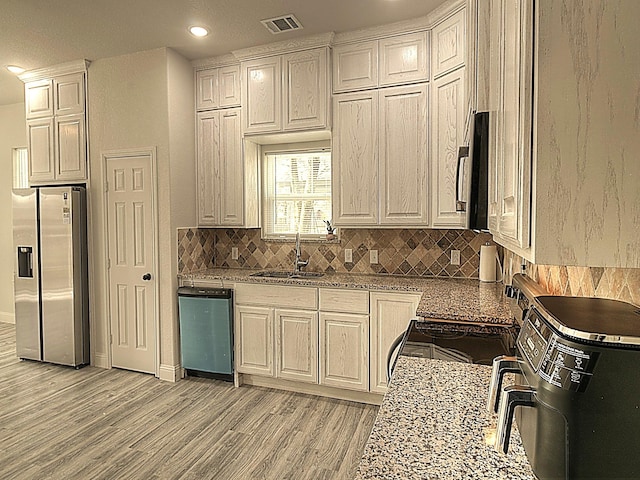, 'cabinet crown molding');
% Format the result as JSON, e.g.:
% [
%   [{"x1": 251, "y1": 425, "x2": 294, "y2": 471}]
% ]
[
  {"x1": 192, "y1": 53, "x2": 239, "y2": 70},
  {"x1": 232, "y1": 32, "x2": 334, "y2": 61},
  {"x1": 333, "y1": 0, "x2": 464, "y2": 45},
  {"x1": 18, "y1": 59, "x2": 90, "y2": 83}
]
